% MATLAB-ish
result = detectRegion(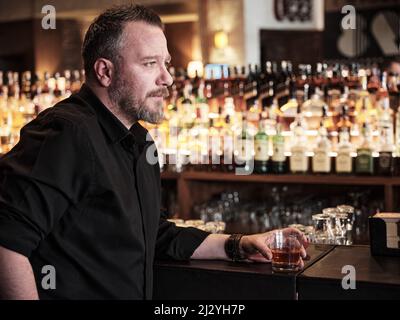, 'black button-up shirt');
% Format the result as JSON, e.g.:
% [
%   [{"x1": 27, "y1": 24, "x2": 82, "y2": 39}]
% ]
[{"x1": 0, "y1": 84, "x2": 209, "y2": 299}]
